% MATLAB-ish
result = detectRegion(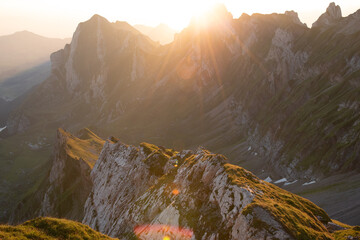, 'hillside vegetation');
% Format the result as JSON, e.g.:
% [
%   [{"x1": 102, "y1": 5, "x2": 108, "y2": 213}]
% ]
[{"x1": 0, "y1": 217, "x2": 115, "y2": 239}]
